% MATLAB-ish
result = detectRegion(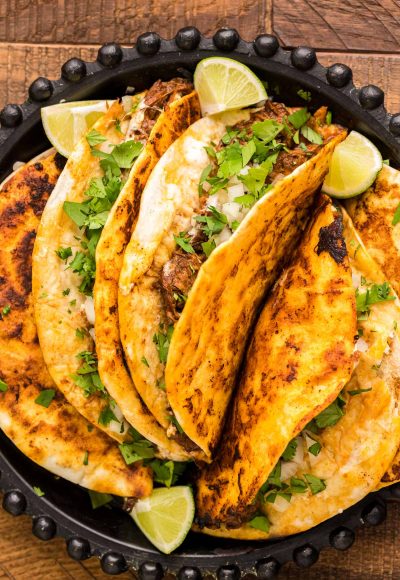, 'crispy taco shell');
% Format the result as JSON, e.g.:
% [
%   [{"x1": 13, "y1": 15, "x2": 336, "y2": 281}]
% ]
[
  {"x1": 95, "y1": 90, "x2": 200, "y2": 460},
  {"x1": 195, "y1": 196, "x2": 357, "y2": 527},
  {"x1": 195, "y1": 209, "x2": 400, "y2": 538},
  {"x1": 0, "y1": 151, "x2": 152, "y2": 498},
  {"x1": 119, "y1": 115, "x2": 347, "y2": 459}
]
